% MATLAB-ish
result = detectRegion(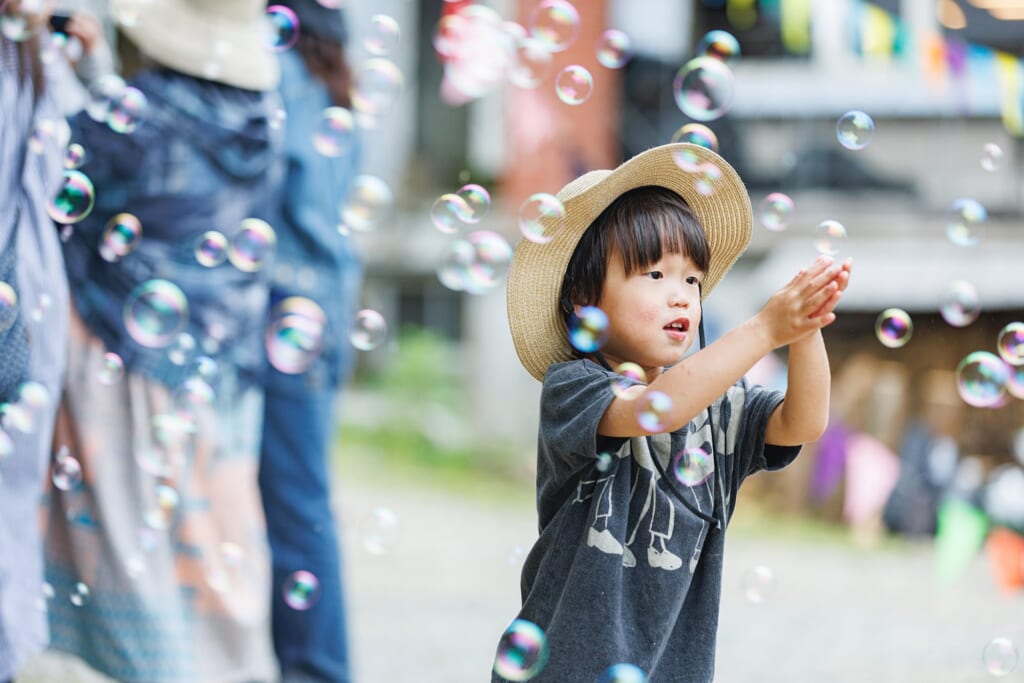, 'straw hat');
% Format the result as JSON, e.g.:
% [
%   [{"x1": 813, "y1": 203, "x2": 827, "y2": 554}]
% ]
[
  {"x1": 111, "y1": 0, "x2": 279, "y2": 91},
  {"x1": 507, "y1": 143, "x2": 752, "y2": 382}
]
